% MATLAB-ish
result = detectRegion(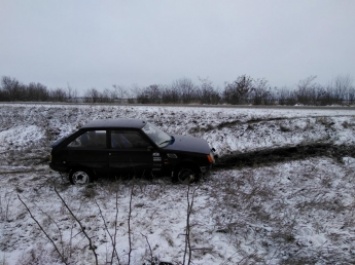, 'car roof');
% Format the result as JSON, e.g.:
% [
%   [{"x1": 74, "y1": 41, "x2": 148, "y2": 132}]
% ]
[{"x1": 81, "y1": 119, "x2": 146, "y2": 129}]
